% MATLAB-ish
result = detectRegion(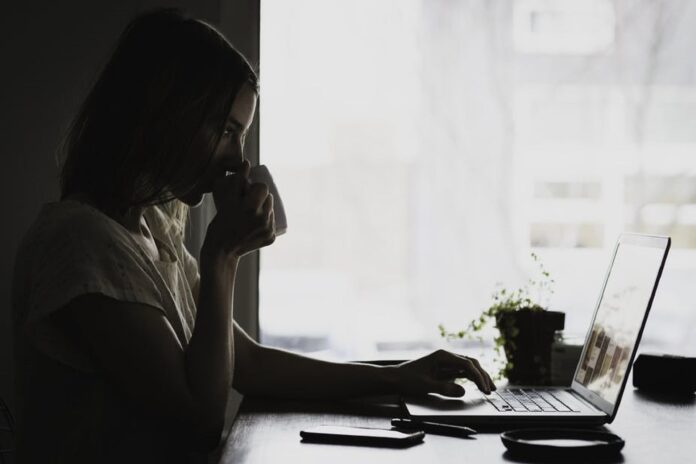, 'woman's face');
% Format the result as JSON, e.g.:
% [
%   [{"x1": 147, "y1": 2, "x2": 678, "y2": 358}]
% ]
[{"x1": 178, "y1": 83, "x2": 258, "y2": 206}]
